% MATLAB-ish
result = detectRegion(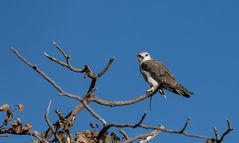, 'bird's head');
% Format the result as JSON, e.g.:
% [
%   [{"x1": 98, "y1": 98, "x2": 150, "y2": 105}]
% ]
[{"x1": 137, "y1": 51, "x2": 151, "y2": 63}]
